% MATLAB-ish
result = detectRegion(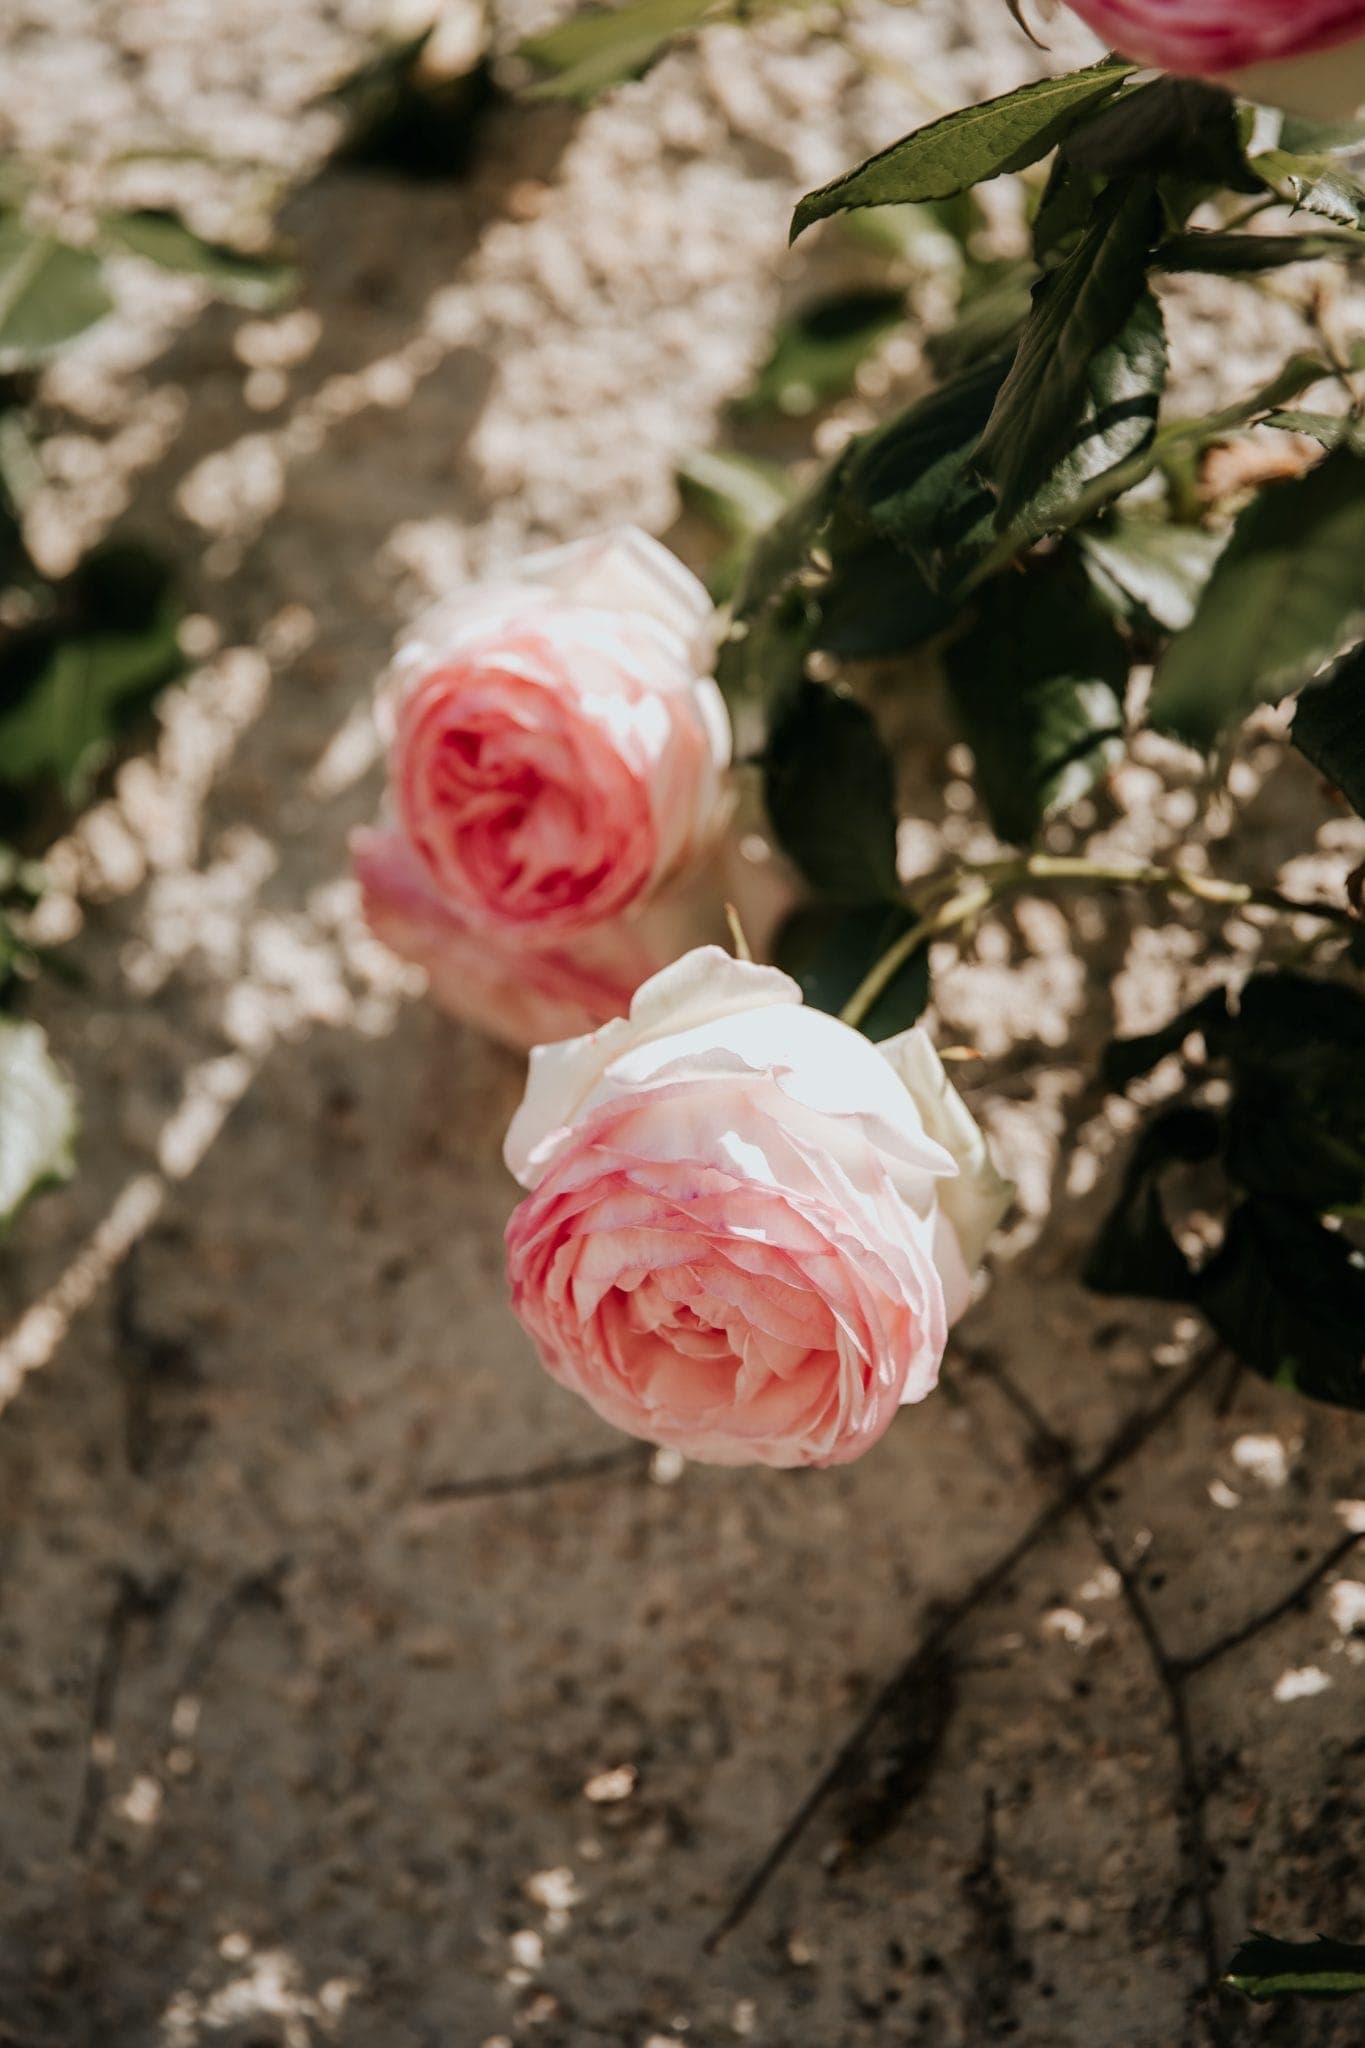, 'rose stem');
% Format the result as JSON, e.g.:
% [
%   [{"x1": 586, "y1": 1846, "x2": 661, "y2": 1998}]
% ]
[{"x1": 840, "y1": 853, "x2": 1360, "y2": 1033}]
